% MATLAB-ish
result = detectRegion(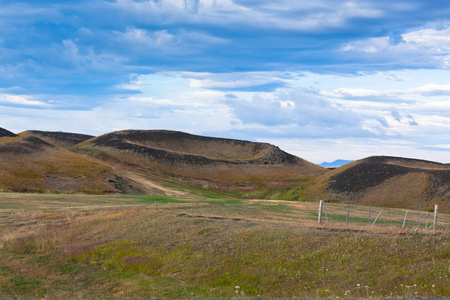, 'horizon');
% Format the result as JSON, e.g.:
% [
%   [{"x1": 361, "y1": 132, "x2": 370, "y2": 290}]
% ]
[
  {"x1": 1, "y1": 1, "x2": 450, "y2": 164},
  {"x1": 2, "y1": 126, "x2": 448, "y2": 165}
]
